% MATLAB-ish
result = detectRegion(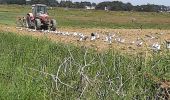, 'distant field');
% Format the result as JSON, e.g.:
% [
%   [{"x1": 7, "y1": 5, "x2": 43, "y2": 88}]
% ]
[{"x1": 1, "y1": 5, "x2": 170, "y2": 29}]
